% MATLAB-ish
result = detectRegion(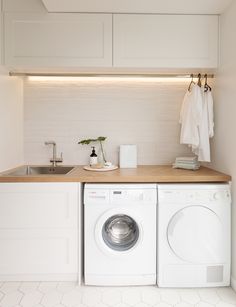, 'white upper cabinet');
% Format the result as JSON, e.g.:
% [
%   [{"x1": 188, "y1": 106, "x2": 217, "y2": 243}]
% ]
[
  {"x1": 40, "y1": 0, "x2": 233, "y2": 15},
  {"x1": 113, "y1": 14, "x2": 218, "y2": 68},
  {"x1": 3, "y1": 12, "x2": 219, "y2": 70},
  {"x1": 4, "y1": 13, "x2": 112, "y2": 68}
]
